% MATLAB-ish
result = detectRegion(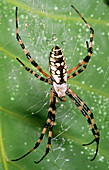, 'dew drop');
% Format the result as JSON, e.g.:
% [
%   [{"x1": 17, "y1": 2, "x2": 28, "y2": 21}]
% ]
[
  {"x1": 90, "y1": 14, "x2": 94, "y2": 17},
  {"x1": 13, "y1": 77, "x2": 16, "y2": 80},
  {"x1": 82, "y1": 81, "x2": 85, "y2": 84},
  {"x1": 16, "y1": 84, "x2": 19, "y2": 88},
  {"x1": 4, "y1": 56, "x2": 7, "y2": 59},
  {"x1": 11, "y1": 97, "x2": 15, "y2": 101},
  {"x1": 81, "y1": 151, "x2": 84, "y2": 154},
  {"x1": 24, "y1": 142, "x2": 27, "y2": 145},
  {"x1": 20, "y1": 14, "x2": 24, "y2": 19},
  {"x1": 54, "y1": 6, "x2": 58, "y2": 11},
  {"x1": 7, "y1": 28, "x2": 10, "y2": 31},
  {"x1": 11, "y1": 33, "x2": 14, "y2": 36},
  {"x1": 9, "y1": 19, "x2": 12, "y2": 22},
  {"x1": 47, "y1": 159, "x2": 50, "y2": 162},
  {"x1": 99, "y1": 156, "x2": 104, "y2": 162},
  {"x1": 80, "y1": 52, "x2": 83, "y2": 55}
]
